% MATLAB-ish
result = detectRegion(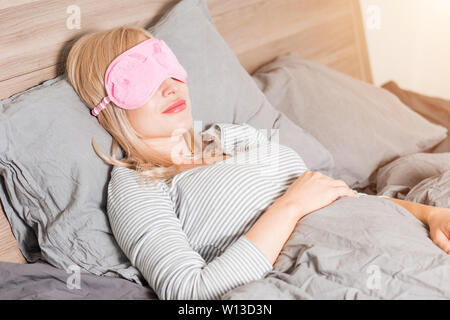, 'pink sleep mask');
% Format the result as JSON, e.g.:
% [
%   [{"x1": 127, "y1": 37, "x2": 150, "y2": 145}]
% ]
[{"x1": 92, "y1": 37, "x2": 187, "y2": 116}]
